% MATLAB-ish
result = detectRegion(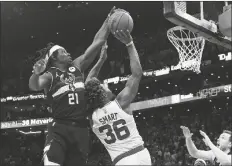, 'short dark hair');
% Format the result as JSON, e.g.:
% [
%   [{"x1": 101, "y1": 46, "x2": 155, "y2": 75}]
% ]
[
  {"x1": 223, "y1": 130, "x2": 232, "y2": 142},
  {"x1": 85, "y1": 78, "x2": 108, "y2": 115}
]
